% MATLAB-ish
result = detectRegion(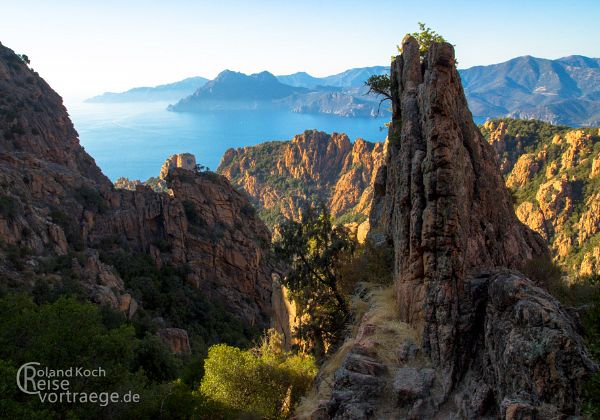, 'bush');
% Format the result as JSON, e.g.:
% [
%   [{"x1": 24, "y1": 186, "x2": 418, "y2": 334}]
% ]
[
  {"x1": 74, "y1": 185, "x2": 108, "y2": 213},
  {"x1": 200, "y1": 332, "x2": 317, "y2": 419},
  {"x1": 5, "y1": 244, "x2": 30, "y2": 270},
  {"x1": 241, "y1": 202, "x2": 257, "y2": 217},
  {"x1": 182, "y1": 200, "x2": 206, "y2": 233},
  {"x1": 0, "y1": 195, "x2": 19, "y2": 220}
]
